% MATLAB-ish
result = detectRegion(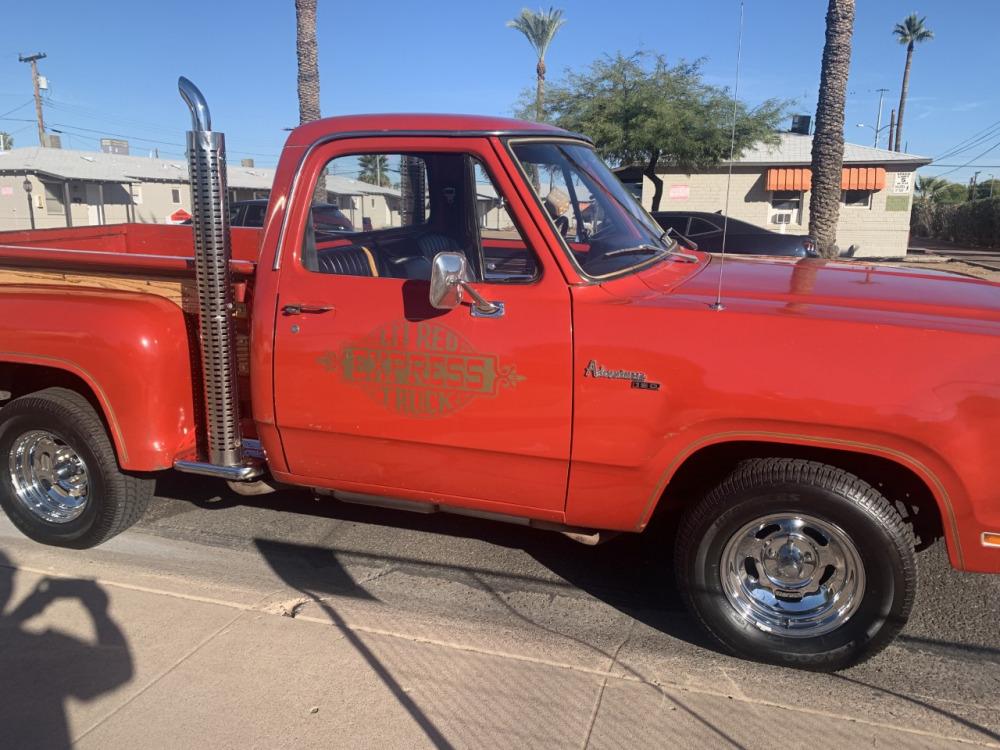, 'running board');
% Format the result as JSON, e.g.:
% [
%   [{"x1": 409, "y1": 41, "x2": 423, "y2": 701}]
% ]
[{"x1": 318, "y1": 488, "x2": 615, "y2": 546}]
